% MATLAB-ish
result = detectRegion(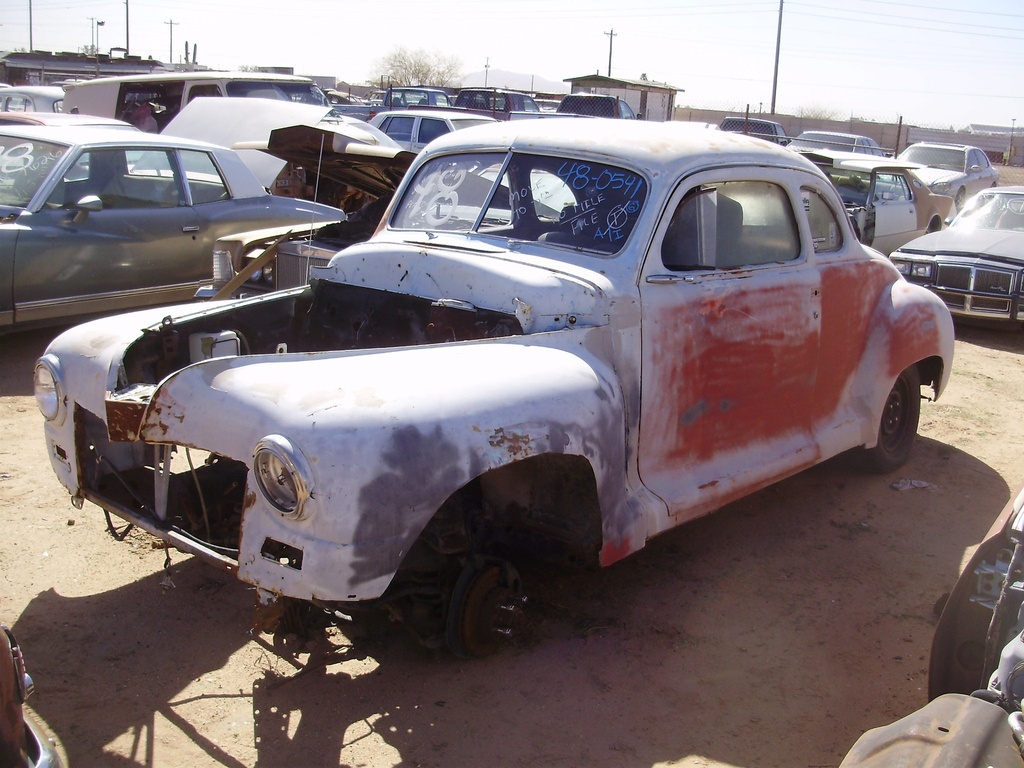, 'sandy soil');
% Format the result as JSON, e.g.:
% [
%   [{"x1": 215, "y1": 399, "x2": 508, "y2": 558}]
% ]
[{"x1": 3, "y1": 315, "x2": 1024, "y2": 768}]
